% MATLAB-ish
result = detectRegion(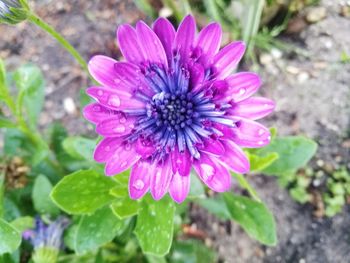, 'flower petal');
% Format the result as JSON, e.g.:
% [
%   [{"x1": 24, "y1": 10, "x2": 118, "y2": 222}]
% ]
[
  {"x1": 212, "y1": 41, "x2": 246, "y2": 79},
  {"x1": 198, "y1": 138, "x2": 225, "y2": 157},
  {"x1": 94, "y1": 137, "x2": 123, "y2": 162},
  {"x1": 136, "y1": 21, "x2": 168, "y2": 66},
  {"x1": 105, "y1": 144, "x2": 140, "y2": 176},
  {"x1": 135, "y1": 138, "x2": 156, "y2": 158},
  {"x1": 95, "y1": 115, "x2": 136, "y2": 137},
  {"x1": 88, "y1": 55, "x2": 119, "y2": 87},
  {"x1": 129, "y1": 160, "x2": 151, "y2": 199},
  {"x1": 150, "y1": 158, "x2": 173, "y2": 200},
  {"x1": 153, "y1": 17, "x2": 176, "y2": 63},
  {"x1": 171, "y1": 148, "x2": 191, "y2": 176},
  {"x1": 228, "y1": 97, "x2": 275, "y2": 120},
  {"x1": 86, "y1": 86, "x2": 145, "y2": 110},
  {"x1": 220, "y1": 140, "x2": 250, "y2": 174},
  {"x1": 169, "y1": 172, "x2": 190, "y2": 203},
  {"x1": 83, "y1": 103, "x2": 118, "y2": 124},
  {"x1": 117, "y1": 24, "x2": 146, "y2": 64},
  {"x1": 174, "y1": 15, "x2": 196, "y2": 62},
  {"x1": 231, "y1": 119, "x2": 271, "y2": 148},
  {"x1": 196, "y1": 22, "x2": 222, "y2": 60},
  {"x1": 193, "y1": 153, "x2": 231, "y2": 192},
  {"x1": 225, "y1": 72, "x2": 262, "y2": 102}
]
